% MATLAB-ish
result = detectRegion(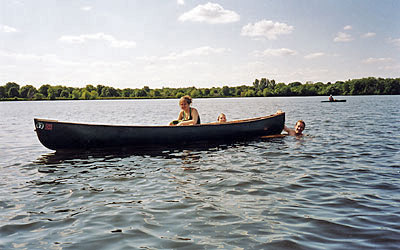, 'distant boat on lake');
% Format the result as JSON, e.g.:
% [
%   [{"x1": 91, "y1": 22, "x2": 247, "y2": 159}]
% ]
[{"x1": 321, "y1": 100, "x2": 347, "y2": 102}]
